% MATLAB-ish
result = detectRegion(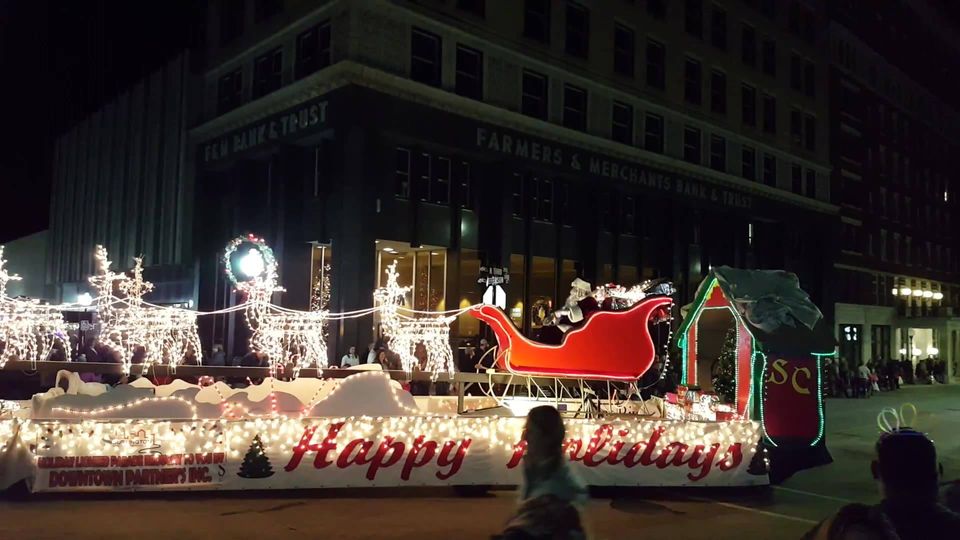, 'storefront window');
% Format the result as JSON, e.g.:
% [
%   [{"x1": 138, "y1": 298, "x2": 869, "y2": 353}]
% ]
[
  {"x1": 309, "y1": 244, "x2": 333, "y2": 311},
  {"x1": 619, "y1": 265, "x2": 639, "y2": 285},
  {"x1": 560, "y1": 260, "x2": 578, "y2": 294},
  {"x1": 375, "y1": 240, "x2": 445, "y2": 313},
  {"x1": 529, "y1": 256, "x2": 556, "y2": 329},
  {"x1": 457, "y1": 250, "x2": 482, "y2": 337}
]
